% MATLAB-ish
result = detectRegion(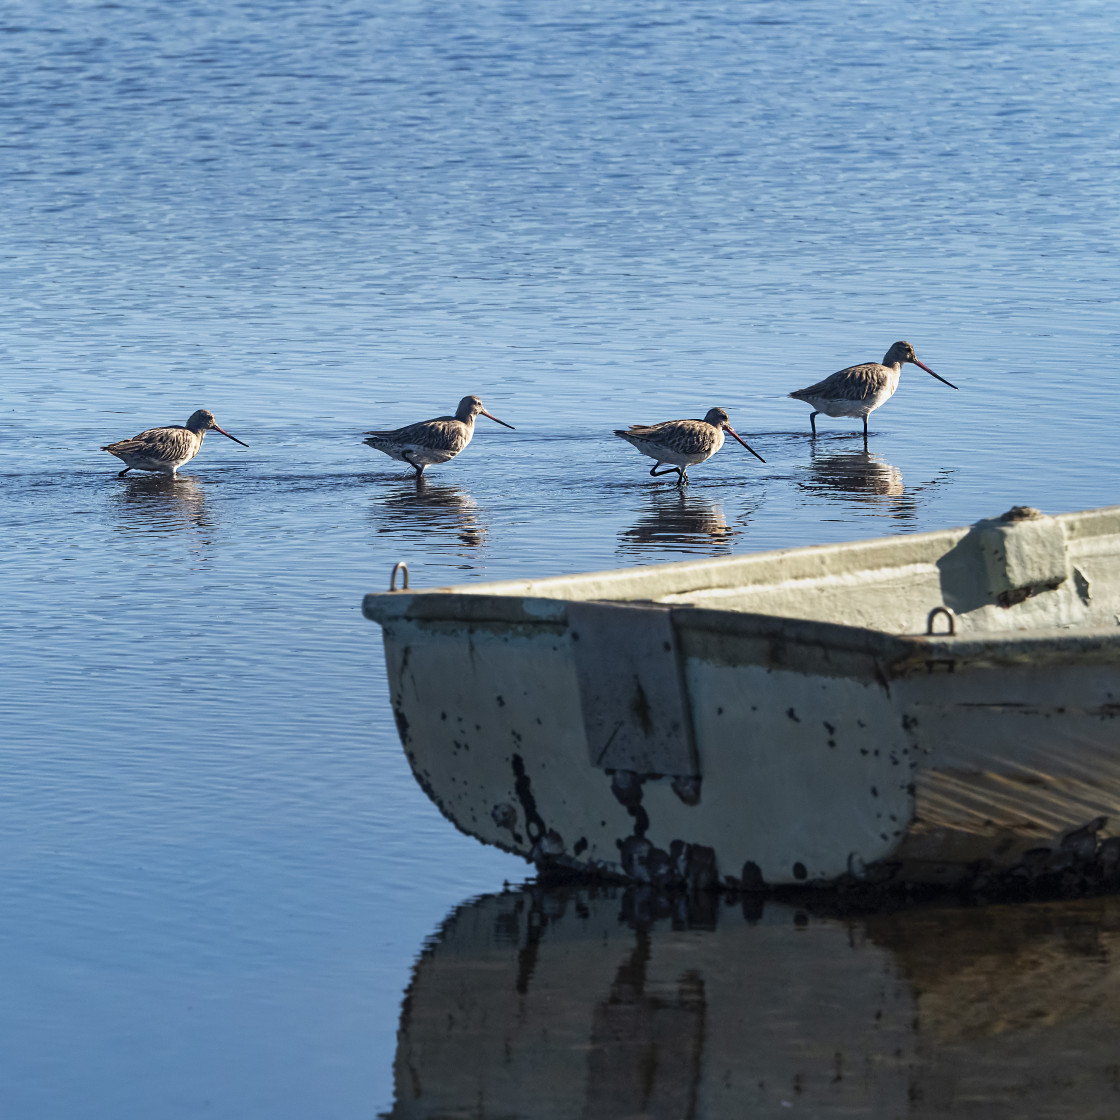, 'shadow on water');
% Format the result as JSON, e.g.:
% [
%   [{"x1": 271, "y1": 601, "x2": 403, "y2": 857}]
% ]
[
  {"x1": 370, "y1": 478, "x2": 488, "y2": 554},
  {"x1": 381, "y1": 885, "x2": 1120, "y2": 1118},
  {"x1": 617, "y1": 490, "x2": 748, "y2": 557},
  {"x1": 798, "y1": 445, "x2": 950, "y2": 524}
]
